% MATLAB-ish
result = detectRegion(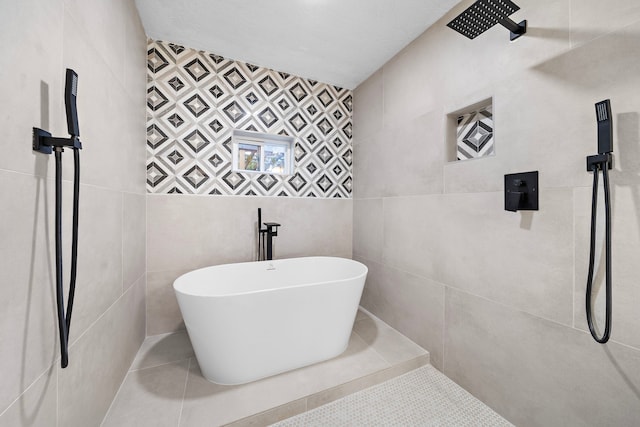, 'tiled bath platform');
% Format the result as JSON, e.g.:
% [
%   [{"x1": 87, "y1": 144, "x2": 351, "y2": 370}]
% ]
[{"x1": 101, "y1": 309, "x2": 429, "y2": 426}]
